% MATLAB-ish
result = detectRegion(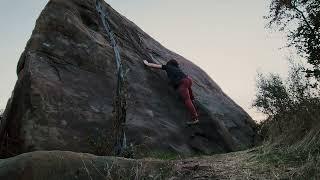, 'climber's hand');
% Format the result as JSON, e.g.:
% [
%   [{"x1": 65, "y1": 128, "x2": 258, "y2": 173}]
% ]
[{"x1": 143, "y1": 60, "x2": 162, "y2": 69}]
